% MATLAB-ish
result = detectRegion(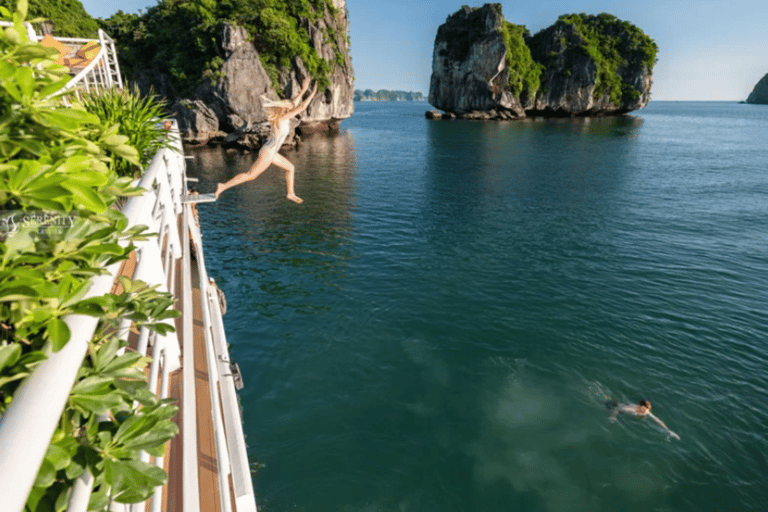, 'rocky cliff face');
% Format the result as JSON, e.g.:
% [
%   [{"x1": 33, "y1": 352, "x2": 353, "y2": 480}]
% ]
[
  {"x1": 428, "y1": 4, "x2": 656, "y2": 118},
  {"x1": 746, "y1": 73, "x2": 768, "y2": 104},
  {"x1": 284, "y1": 0, "x2": 354, "y2": 133},
  {"x1": 173, "y1": 0, "x2": 353, "y2": 146},
  {"x1": 429, "y1": 5, "x2": 524, "y2": 116}
]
